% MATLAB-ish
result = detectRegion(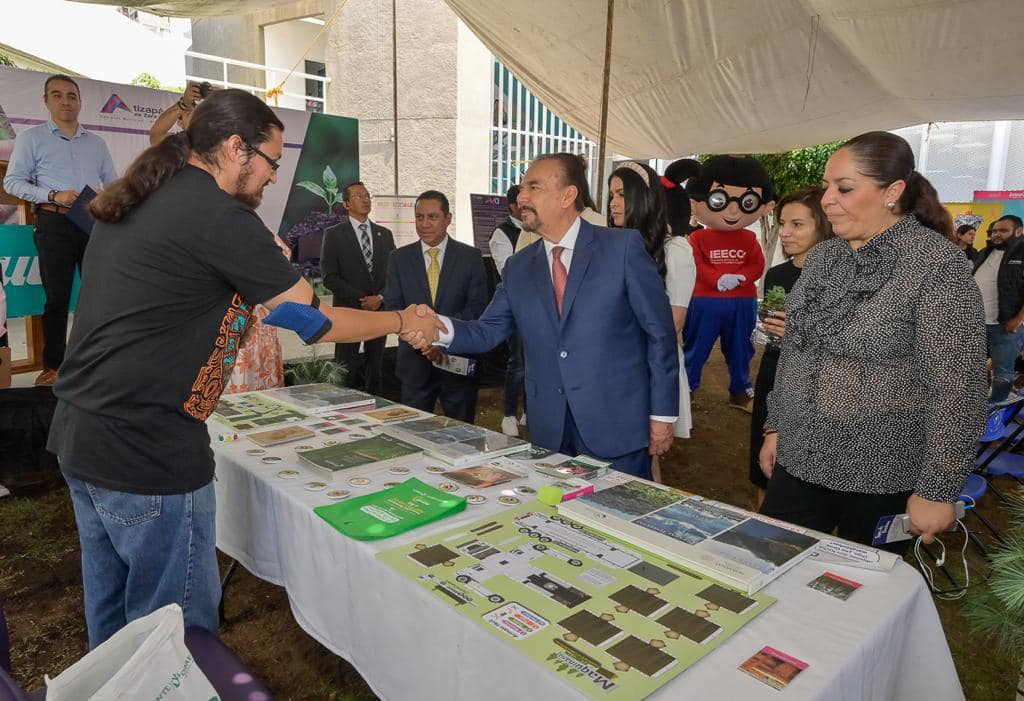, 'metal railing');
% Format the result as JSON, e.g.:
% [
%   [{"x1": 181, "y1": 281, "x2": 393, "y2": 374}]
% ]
[{"x1": 184, "y1": 49, "x2": 330, "y2": 110}]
